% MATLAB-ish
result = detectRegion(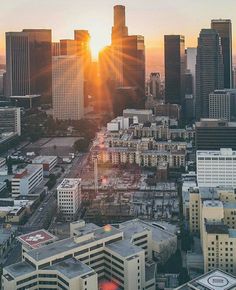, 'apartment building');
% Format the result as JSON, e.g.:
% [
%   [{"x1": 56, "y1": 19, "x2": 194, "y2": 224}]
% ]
[
  {"x1": 11, "y1": 164, "x2": 43, "y2": 197},
  {"x1": 196, "y1": 148, "x2": 236, "y2": 187},
  {"x1": 0, "y1": 107, "x2": 21, "y2": 136},
  {"x1": 57, "y1": 179, "x2": 81, "y2": 221},
  {"x1": 2, "y1": 219, "x2": 175, "y2": 290}
]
